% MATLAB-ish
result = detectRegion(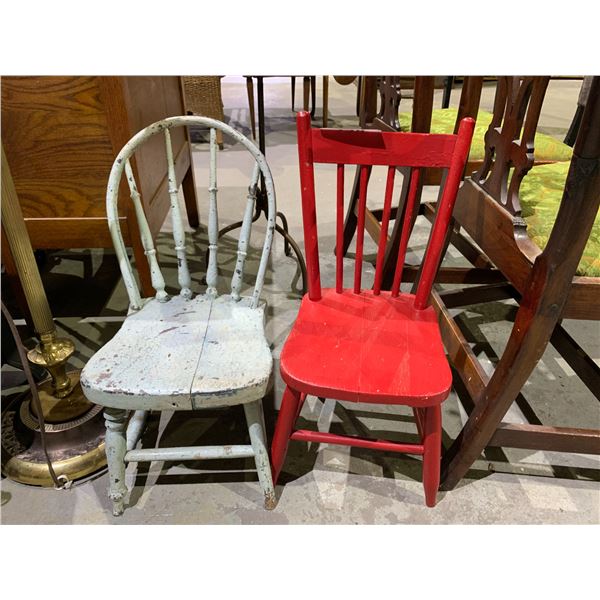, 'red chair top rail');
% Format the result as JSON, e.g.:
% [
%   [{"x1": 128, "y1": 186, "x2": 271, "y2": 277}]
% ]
[{"x1": 310, "y1": 128, "x2": 458, "y2": 168}]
